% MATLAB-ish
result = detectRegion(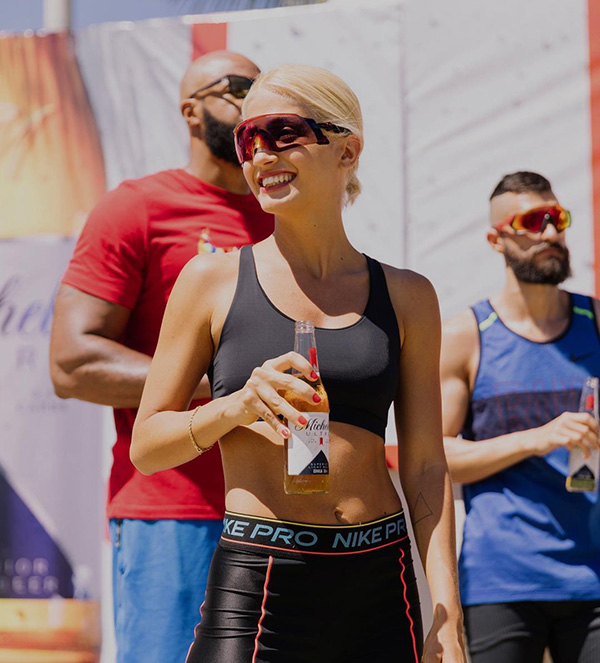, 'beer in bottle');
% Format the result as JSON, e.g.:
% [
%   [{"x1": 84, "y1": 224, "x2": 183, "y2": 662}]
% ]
[
  {"x1": 566, "y1": 376, "x2": 600, "y2": 492},
  {"x1": 283, "y1": 321, "x2": 330, "y2": 494}
]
